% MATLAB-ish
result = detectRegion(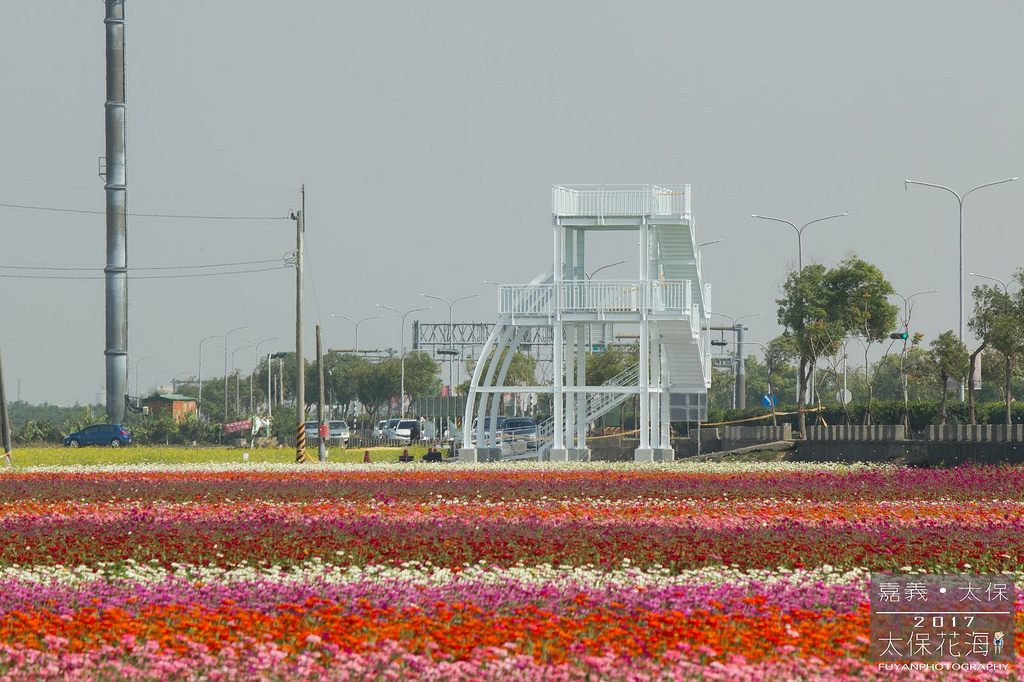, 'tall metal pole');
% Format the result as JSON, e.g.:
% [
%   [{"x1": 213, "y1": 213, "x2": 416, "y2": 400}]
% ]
[
  {"x1": 420, "y1": 293, "x2": 480, "y2": 393},
  {"x1": 294, "y1": 186, "x2": 307, "y2": 462},
  {"x1": 316, "y1": 325, "x2": 326, "y2": 461},
  {"x1": 197, "y1": 334, "x2": 219, "y2": 421},
  {"x1": 103, "y1": 0, "x2": 129, "y2": 423},
  {"x1": 250, "y1": 337, "x2": 278, "y2": 414},
  {"x1": 377, "y1": 305, "x2": 430, "y2": 418},
  {"x1": 223, "y1": 325, "x2": 249, "y2": 422},
  {"x1": 267, "y1": 353, "x2": 273, "y2": 437},
  {"x1": 0, "y1": 347, "x2": 12, "y2": 466},
  {"x1": 751, "y1": 212, "x2": 845, "y2": 409},
  {"x1": 905, "y1": 177, "x2": 1018, "y2": 400}
]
